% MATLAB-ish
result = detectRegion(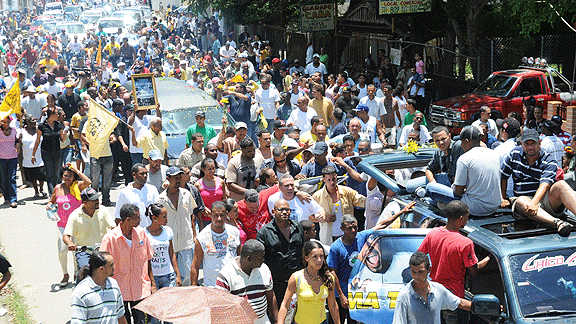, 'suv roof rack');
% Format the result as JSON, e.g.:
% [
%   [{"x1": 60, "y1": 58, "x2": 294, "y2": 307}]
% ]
[{"x1": 477, "y1": 214, "x2": 576, "y2": 239}]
